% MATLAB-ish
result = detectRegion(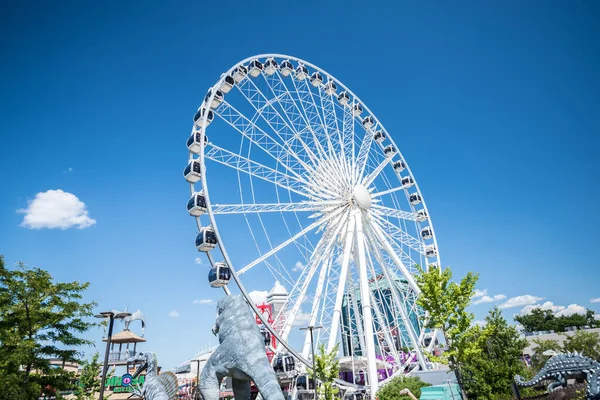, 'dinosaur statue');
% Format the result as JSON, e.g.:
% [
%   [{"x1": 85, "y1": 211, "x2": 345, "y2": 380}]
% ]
[
  {"x1": 515, "y1": 352, "x2": 600, "y2": 399},
  {"x1": 128, "y1": 352, "x2": 178, "y2": 400},
  {"x1": 200, "y1": 295, "x2": 285, "y2": 400}
]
